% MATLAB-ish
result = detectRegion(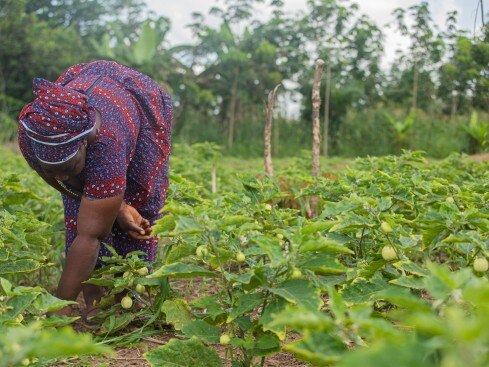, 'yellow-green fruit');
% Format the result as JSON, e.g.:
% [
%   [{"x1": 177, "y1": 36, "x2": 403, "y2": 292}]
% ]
[
  {"x1": 21, "y1": 359, "x2": 30, "y2": 366},
  {"x1": 236, "y1": 252, "x2": 246, "y2": 262},
  {"x1": 196, "y1": 245, "x2": 208, "y2": 259},
  {"x1": 220, "y1": 334, "x2": 231, "y2": 345},
  {"x1": 381, "y1": 246, "x2": 397, "y2": 261},
  {"x1": 276, "y1": 233, "x2": 284, "y2": 240},
  {"x1": 121, "y1": 296, "x2": 133, "y2": 309},
  {"x1": 135, "y1": 284, "x2": 146, "y2": 293},
  {"x1": 265, "y1": 204, "x2": 272, "y2": 211},
  {"x1": 137, "y1": 267, "x2": 149, "y2": 276},
  {"x1": 123, "y1": 271, "x2": 131, "y2": 278},
  {"x1": 291, "y1": 267, "x2": 302, "y2": 279},
  {"x1": 10, "y1": 343, "x2": 21, "y2": 354},
  {"x1": 380, "y1": 221, "x2": 393, "y2": 233},
  {"x1": 15, "y1": 314, "x2": 24, "y2": 323},
  {"x1": 473, "y1": 257, "x2": 489, "y2": 273},
  {"x1": 446, "y1": 197, "x2": 455, "y2": 204}
]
